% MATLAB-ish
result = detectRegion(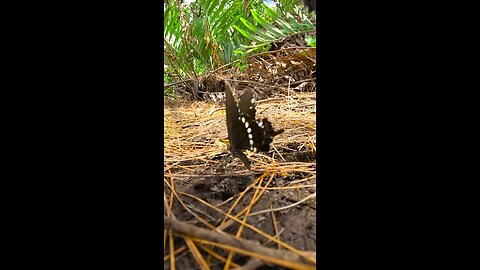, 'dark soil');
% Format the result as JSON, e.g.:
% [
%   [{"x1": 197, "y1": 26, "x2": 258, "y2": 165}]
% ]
[{"x1": 164, "y1": 144, "x2": 316, "y2": 270}]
